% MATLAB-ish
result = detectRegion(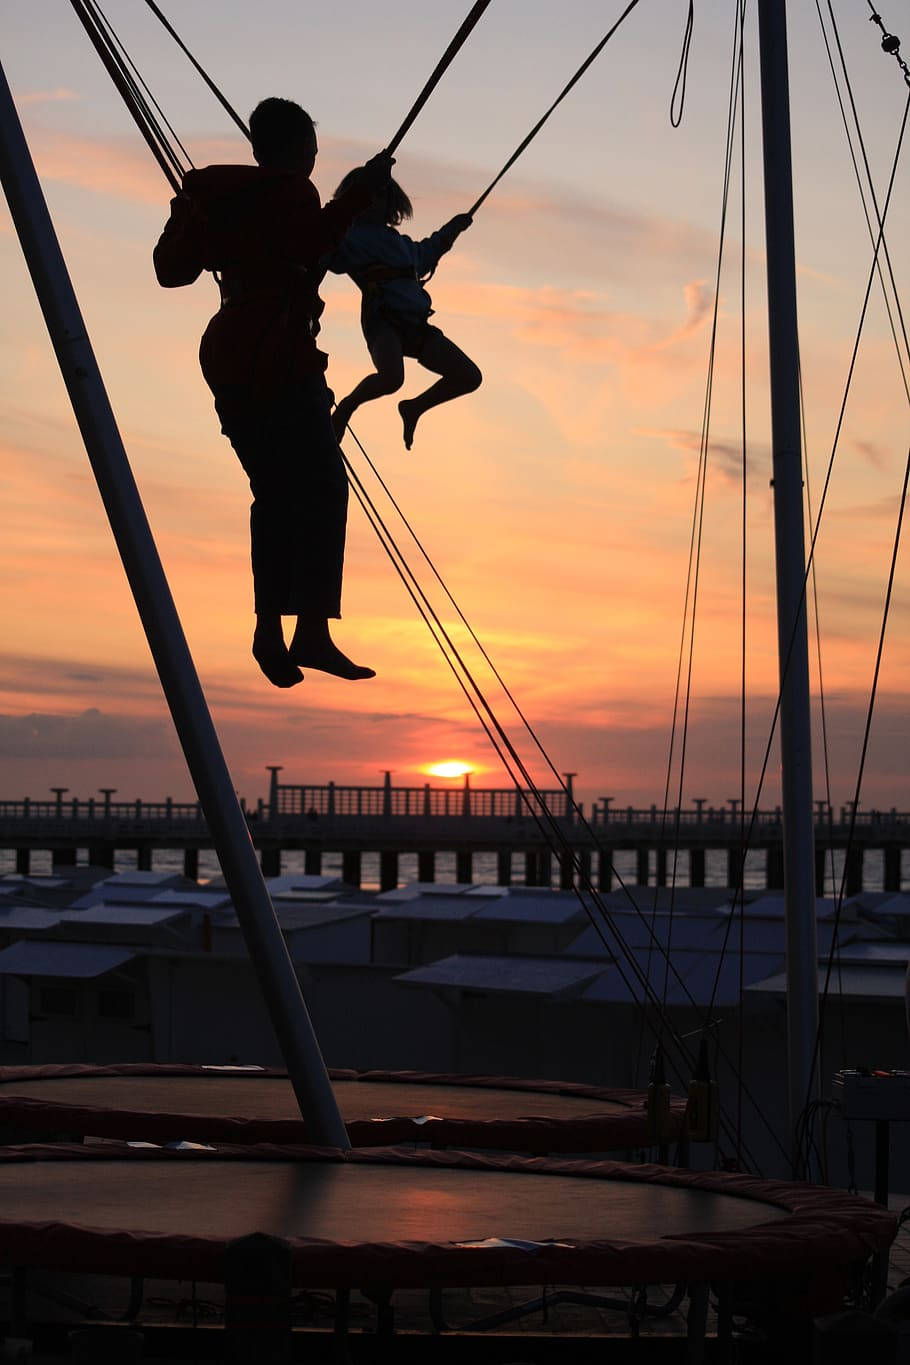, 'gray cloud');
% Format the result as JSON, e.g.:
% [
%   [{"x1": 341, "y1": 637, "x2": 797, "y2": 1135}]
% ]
[{"x1": 0, "y1": 709, "x2": 173, "y2": 760}]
